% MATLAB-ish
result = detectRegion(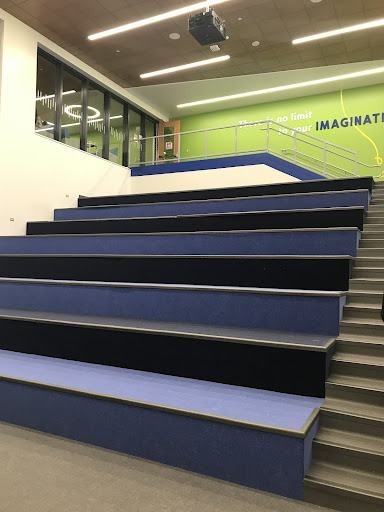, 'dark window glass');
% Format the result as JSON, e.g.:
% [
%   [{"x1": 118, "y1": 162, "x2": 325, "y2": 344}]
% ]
[
  {"x1": 61, "y1": 70, "x2": 83, "y2": 149},
  {"x1": 36, "y1": 50, "x2": 157, "y2": 166},
  {"x1": 110, "y1": 98, "x2": 124, "y2": 165},
  {"x1": 35, "y1": 55, "x2": 56, "y2": 138},
  {"x1": 129, "y1": 110, "x2": 142, "y2": 167},
  {"x1": 87, "y1": 83, "x2": 105, "y2": 157}
]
